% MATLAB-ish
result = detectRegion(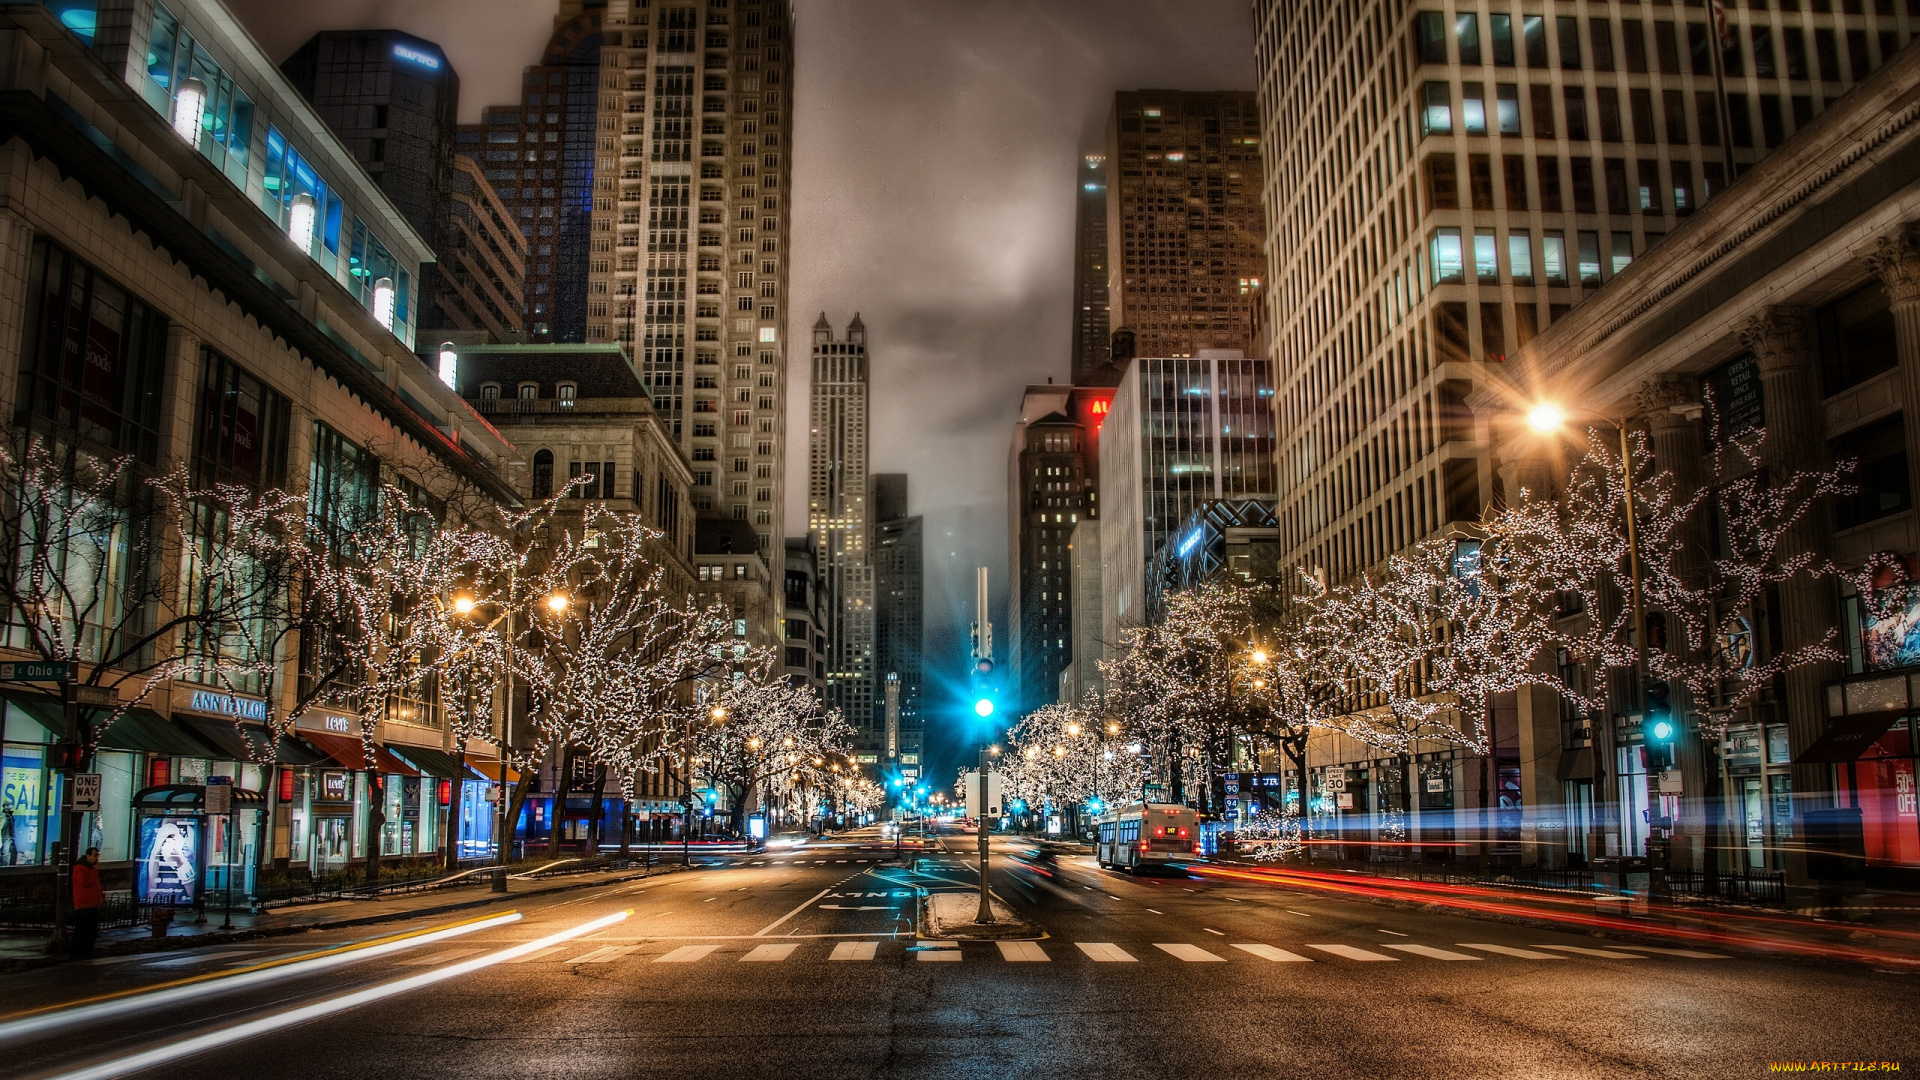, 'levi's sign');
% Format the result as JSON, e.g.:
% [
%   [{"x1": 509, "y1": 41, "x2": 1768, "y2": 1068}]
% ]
[{"x1": 188, "y1": 690, "x2": 267, "y2": 722}]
